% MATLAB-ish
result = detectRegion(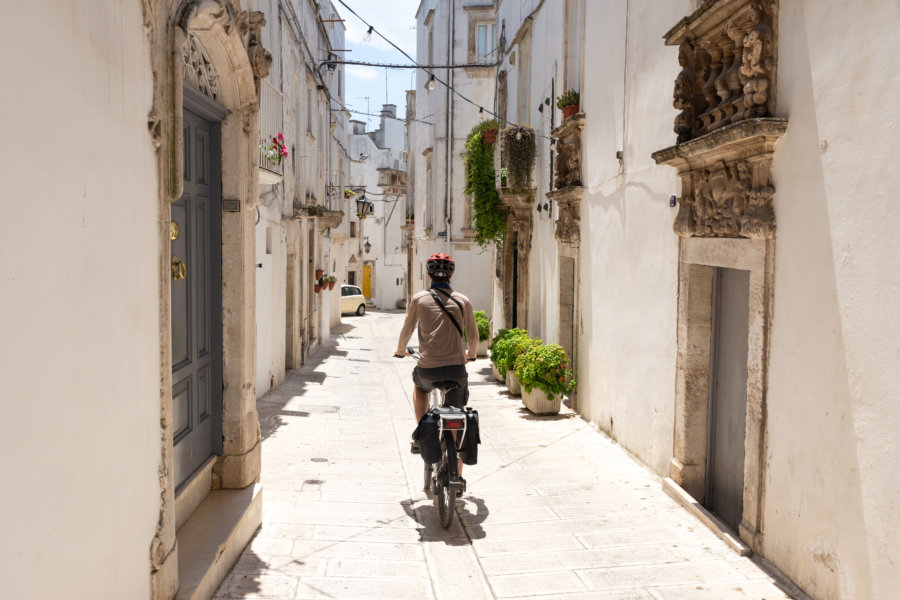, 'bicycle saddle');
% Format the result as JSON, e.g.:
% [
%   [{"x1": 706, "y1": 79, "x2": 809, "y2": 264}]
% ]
[{"x1": 432, "y1": 380, "x2": 459, "y2": 392}]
